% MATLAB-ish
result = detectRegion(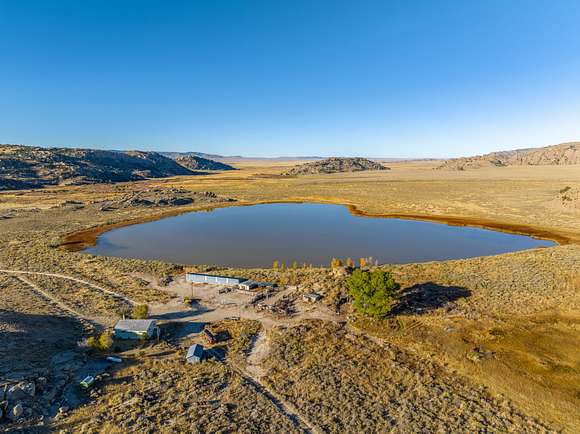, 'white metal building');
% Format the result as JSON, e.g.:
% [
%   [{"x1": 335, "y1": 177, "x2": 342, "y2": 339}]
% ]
[{"x1": 186, "y1": 272, "x2": 245, "y2": 286}]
